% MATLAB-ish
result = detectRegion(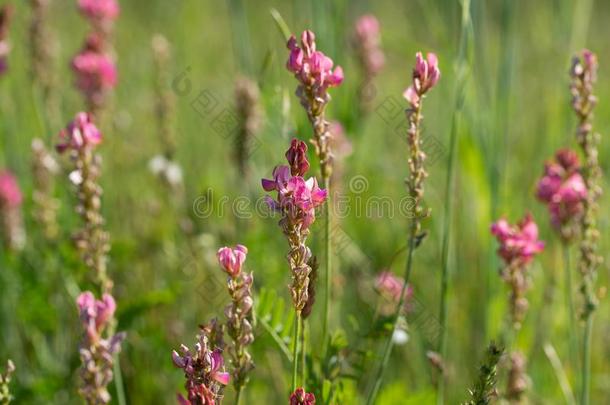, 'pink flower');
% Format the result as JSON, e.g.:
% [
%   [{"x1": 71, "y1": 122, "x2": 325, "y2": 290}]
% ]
[
  {"x1": 78, "y1": 0, "x2": 120, "y2": 22},
  {"x1": 0, "y1": 171, "x2": 22, "y2": 208},
  {"x1": 354, "y1": 15, "x2": 384, "y2": 75},
  {"x1": 290, "y1": 387, "x2": 316, "y2": 405},
  {"x1": 285, "y1": 138, "x2": 310, "y2": 176},
  {"x1": 286, "y1": 30, "x2": 343, "y2": 90},
  {"x1": 491, "y1": 214, "x2": 545, "y2": 265},
  {"x1": 72, "y1": 35, "x2": 117, "y2": 104},
  {"x1": 217, "y1": 245, "x2": 248, "y2": 277},
  {"x1": 536, "y1": 149, "x2": 587, "y2": 230},
  {"x1": 76, "y1": 291, "x2": 116, "y2": 339},
  {"x1": 403, "y1": 52, "x2": 440, "y2": 107},
  {"x1": 262, "y1": 162, "x2": 327, "y2": 230},
  {"x1": 57, "y1": 112, "x2": 102, "y2": 153}
]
